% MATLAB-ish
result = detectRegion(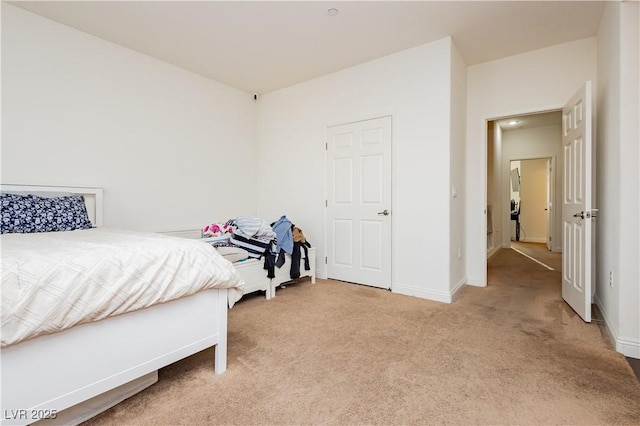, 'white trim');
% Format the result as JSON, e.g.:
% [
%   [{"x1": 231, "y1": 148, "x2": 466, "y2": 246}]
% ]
[
  {"x1": 466, "y1": 275, "x2": 485, "y2": 287},
  {"x1": 393, "y1": 283, "x2": 453, "y2": 304},
  {"x1": 595, "y1": 294, "x2": 640, "y2": 358},
  {"x1": 487, "y1": 246, "x2": 500, "y2": 259},
  {"x1": 595, "y1": 293, "x2": 619, "y2": 342},
  {"x1": 477, "y1": 104, "x2": 564, "y2": 287},
  {"x1": 322, "y1": 129, "x2": 328, "y2": 283},
  {"x1": 521, "y1": 237, "x2": 548, "y2": 244},
  {"x1": 450, "y1": 277, "x2": 467, "y2": 302},
  {"x1": 504, "y1": 155, "x2": 557, "y2": 250},
  {"x1": 0, "y1": 184, "x2": 104, "y2": 227},
  {"x1": 617, "y1": 337, "x2": 640, "y2": 359}
]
